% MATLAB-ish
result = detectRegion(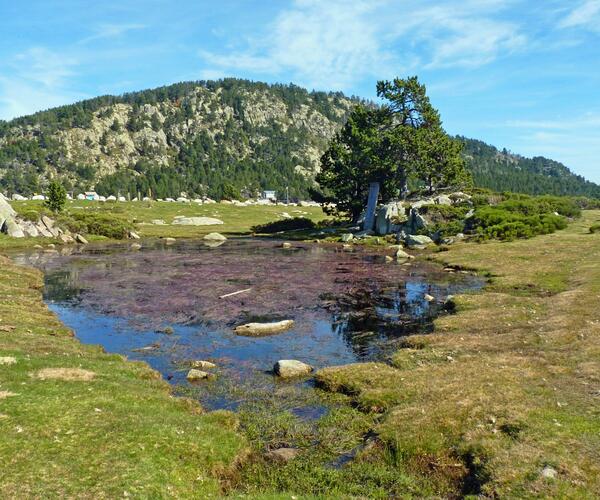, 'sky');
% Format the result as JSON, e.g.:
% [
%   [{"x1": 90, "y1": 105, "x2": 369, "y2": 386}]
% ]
[{"x1": 1, "y1": 0, "x2": 599, "y2": 182}]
